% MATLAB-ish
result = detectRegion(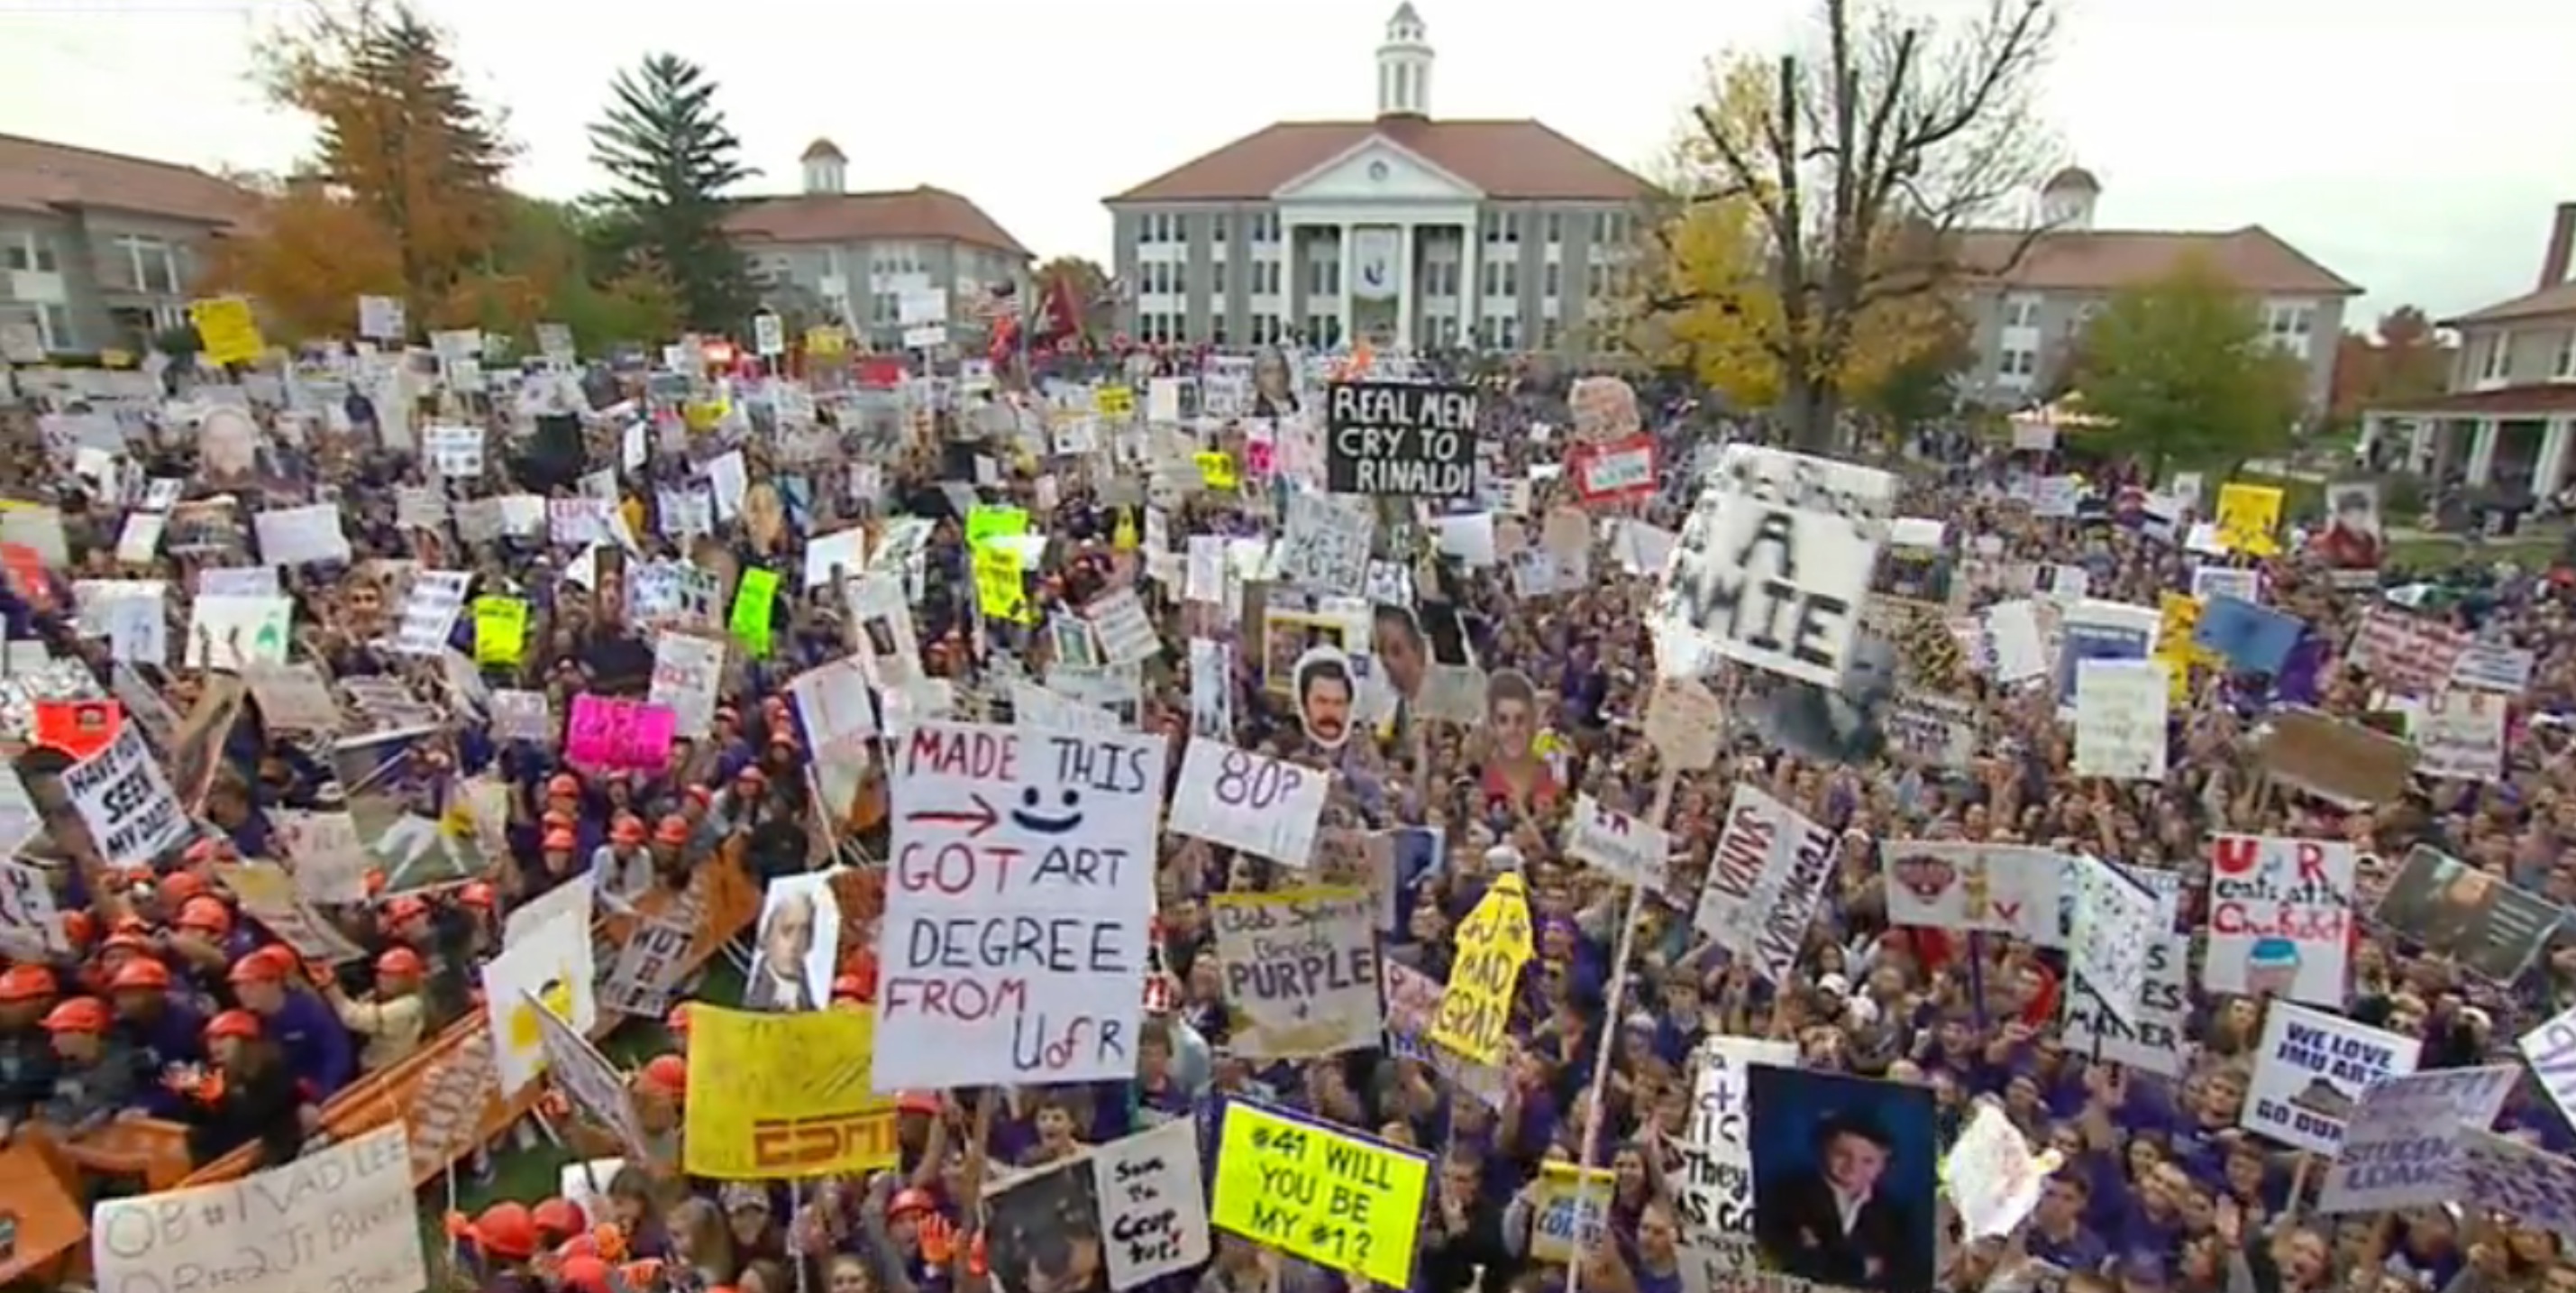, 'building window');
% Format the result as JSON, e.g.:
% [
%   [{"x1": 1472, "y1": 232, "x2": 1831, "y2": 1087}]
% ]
[
  {"x1": 2554, "y1": 331, "x2": 2575, "y2": 381},
  {"x1": 3, "y1": 233, "x2": 59, "y2": 274},
  {"x1": 113, "y1": 235, "x2": 179, "y2": 294},
  {"x1": 1545, "y1": 213, "x2": 1562, "y2": 245},
  {"x1": 2003, "y1": 296, "x2": 2040, "y2": 329},
  {"x1": 1211, "y1": 316, "x2": 1229, "y2": 346},
  {"x1": 1210, "y1": 261, "x2": 1226, "y2": 296},
  {"x1": 1542, "y1": 318, "x2": 1560, "y2": 350},
  {"x1": 1501, "y1": 262, "x2": 1519, "y2": 298},
  {"x1": 1999, "y1": 347, "x2": 2037, "y2": 378},
  {"x1": 1497, "y1": 316, "x2": 1520, "y2": 349},
  {"x1": 1543, "y1": 261, "x2": 1559, "y2": 299},
  {"x1": 2269, "y1": 305, "x2": 2313, "y2": 344},
  {"x1": 2481, "y1": 332, "x2": 2511, "y2": 382},
  {"x1": 1172, "y1": 262, "x2": 1187, "y2": 295},
  {"x1": 1211, "y1": 215, "x2": 1228, "y2": 244},
  {"x1": 39, "y1": 303, "x2": 73, "y2": 352}
]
